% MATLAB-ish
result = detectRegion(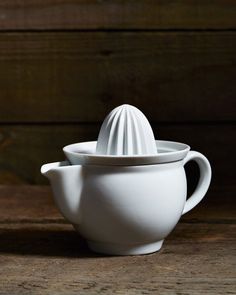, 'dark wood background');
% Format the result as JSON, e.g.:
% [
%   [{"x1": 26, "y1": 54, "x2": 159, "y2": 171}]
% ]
[{"x1": 0, "y1": 1, "x2": 235, "y2": 188}]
